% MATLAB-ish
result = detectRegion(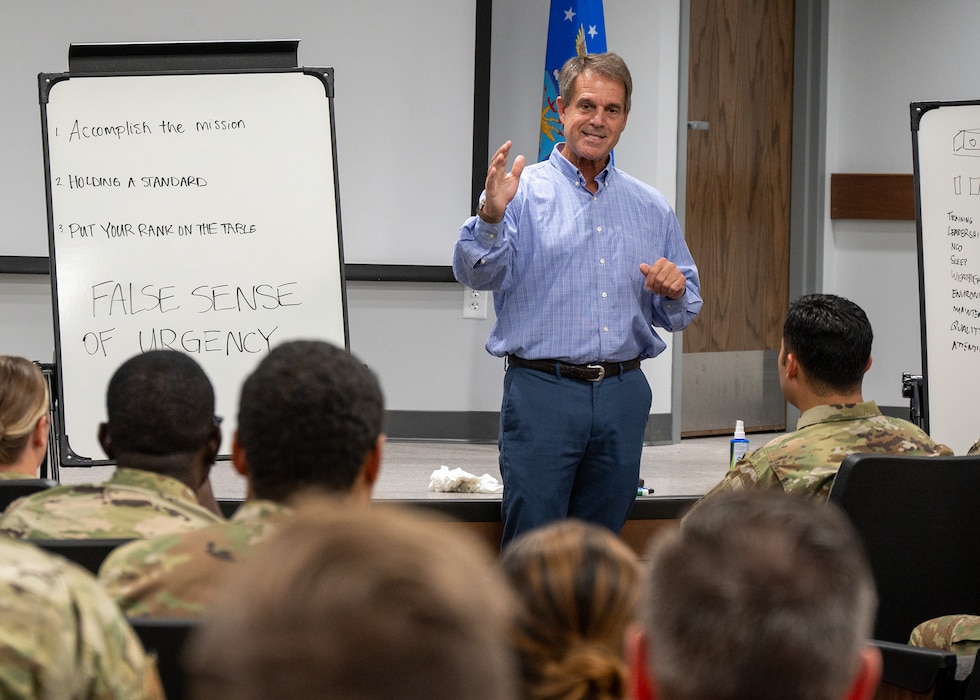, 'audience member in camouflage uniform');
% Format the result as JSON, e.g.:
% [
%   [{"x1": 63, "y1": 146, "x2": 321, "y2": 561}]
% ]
[
  {"x1": 185, "y1": 498, "x2": 517, "y2": 700},
  {"x1": 0, "y1": 350, "x2": 223, "y2": 538},
  {"x1": 696, "y1": 294, "x2": 951, "y2": 506},
  {"x1": 0, "y1": 535, "x2": 164, "y2": 699},
  {"x1": 0, "y1": 355, "x2": 50, "y2": 479},
  {"x1": 630, "y1": 489, "x2": 882, "y2": 700},
  {"x1": 910, "y1": 615, "x2": 980, "y2": 657},
  {"x1": 99, "y1": 340, "x2": 385, "y2": 619}
]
